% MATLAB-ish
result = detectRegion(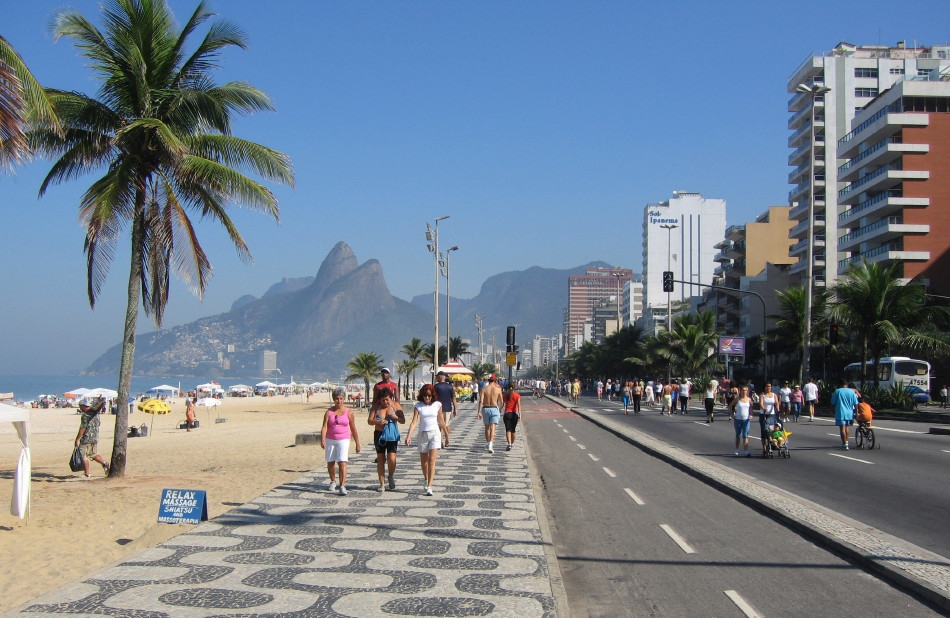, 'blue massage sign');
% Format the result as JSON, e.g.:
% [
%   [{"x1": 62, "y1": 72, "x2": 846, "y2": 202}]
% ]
[{"x1": 158, "y1": 488, "x2": 208, "y2": 524}]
